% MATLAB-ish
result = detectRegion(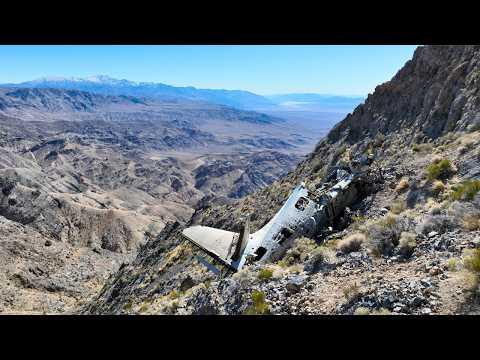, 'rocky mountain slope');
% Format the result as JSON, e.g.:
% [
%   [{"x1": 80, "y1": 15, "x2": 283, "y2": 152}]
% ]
[
  {"x1": 0, "y1": 88, "x2": 313, "y2": 313},
  {"x1": 83, "y1": 45, "x2": 480, "y2": 315}
]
